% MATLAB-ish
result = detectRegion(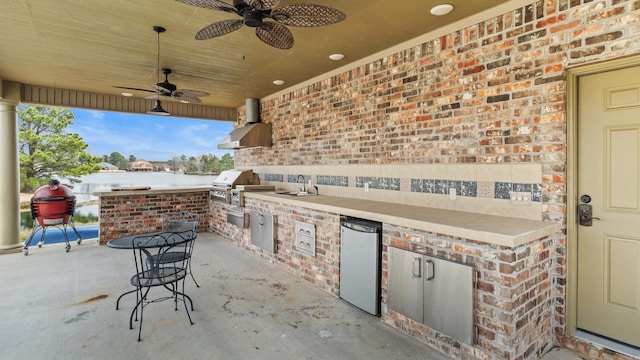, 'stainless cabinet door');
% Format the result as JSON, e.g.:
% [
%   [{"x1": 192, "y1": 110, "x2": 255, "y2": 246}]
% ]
[
  {"x1": 387, "y1": 247, "x2": 423, "y2": 323},
  {"x1": 423, "y1": 256, "x2": 474, "y2": 345},
  {"x1": 250, "y1": 211, "x2": 275, "y2": 254}
]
